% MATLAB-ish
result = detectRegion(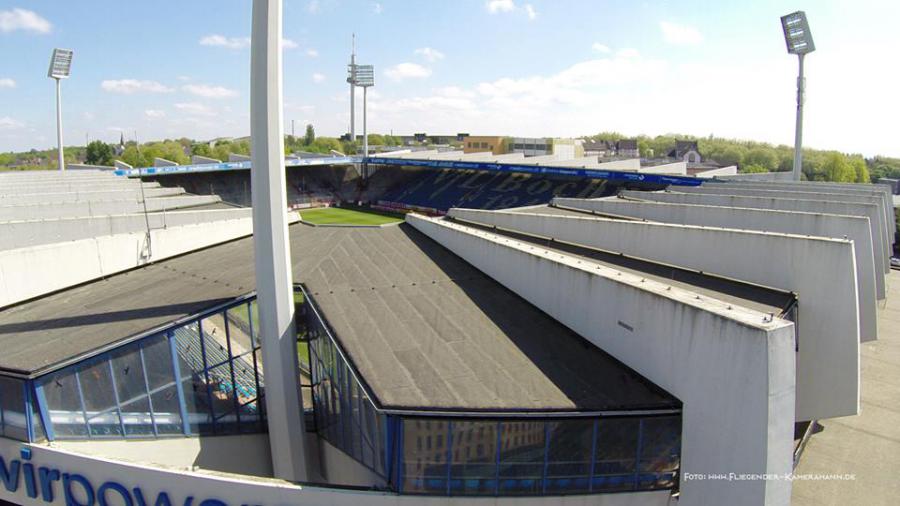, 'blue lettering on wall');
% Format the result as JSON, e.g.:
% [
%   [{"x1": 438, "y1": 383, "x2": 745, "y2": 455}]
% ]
[{"x1": 0, "y1": 447, "x2": 234, "y2": 506}]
